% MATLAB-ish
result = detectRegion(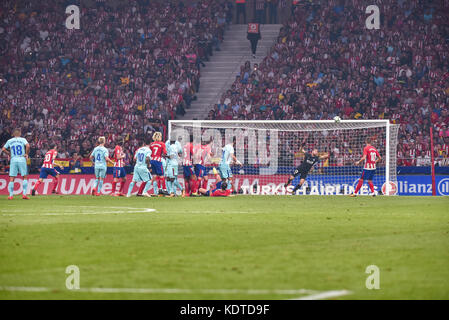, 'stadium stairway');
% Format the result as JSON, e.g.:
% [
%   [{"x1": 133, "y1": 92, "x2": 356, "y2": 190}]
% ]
[{"x1": 180, "y1": 24, "x2": 282, "y2": 120}]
